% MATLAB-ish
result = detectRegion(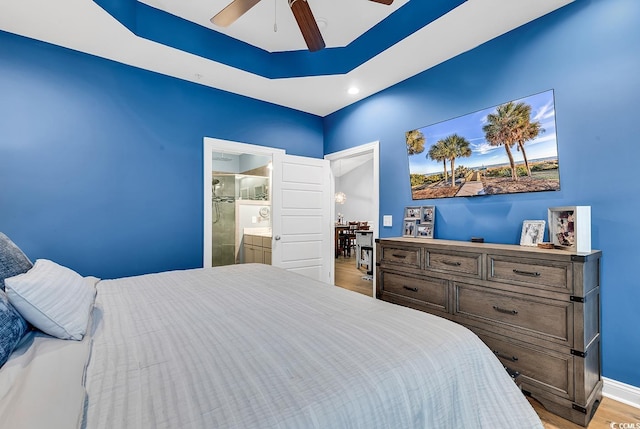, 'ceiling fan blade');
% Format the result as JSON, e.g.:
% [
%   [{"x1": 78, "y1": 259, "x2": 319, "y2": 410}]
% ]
[
  {"x1": 369, "y1": 0, "x2": 394, "y2": 4},
  {"x1": 288, "y1": 0, "x2": 325, "y2": 52},
  {"x1": 211, "y1": 0, "x2": 262, "y2": 27}
]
